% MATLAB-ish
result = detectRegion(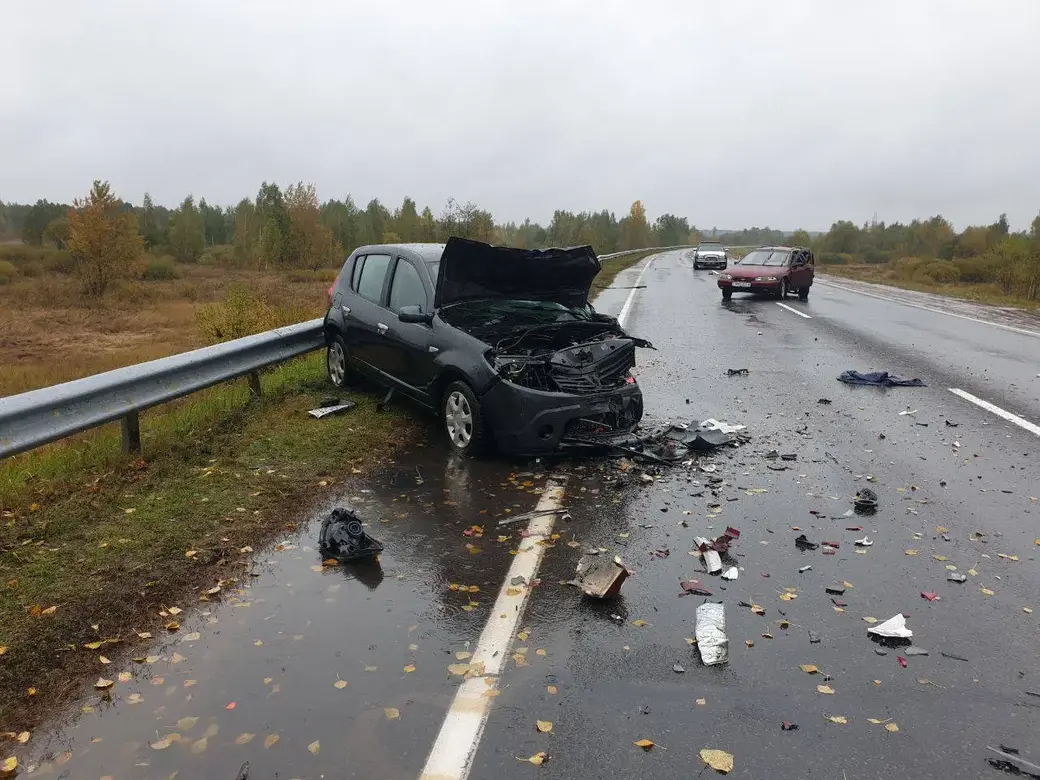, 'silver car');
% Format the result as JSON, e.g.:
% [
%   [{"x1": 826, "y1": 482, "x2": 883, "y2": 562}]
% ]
[{"x1": 692, "y1": 242, "x2": 728, "y2": 270}]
